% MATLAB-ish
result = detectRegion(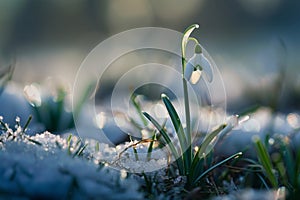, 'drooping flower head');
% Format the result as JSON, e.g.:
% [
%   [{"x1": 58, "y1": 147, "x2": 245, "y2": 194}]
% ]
[
  {"x1": 184, "y1": 44, "x2": 213, "y2": 84},
  {"x1": 24, "y1": 84, "x2": 42, "y2": 107}
]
